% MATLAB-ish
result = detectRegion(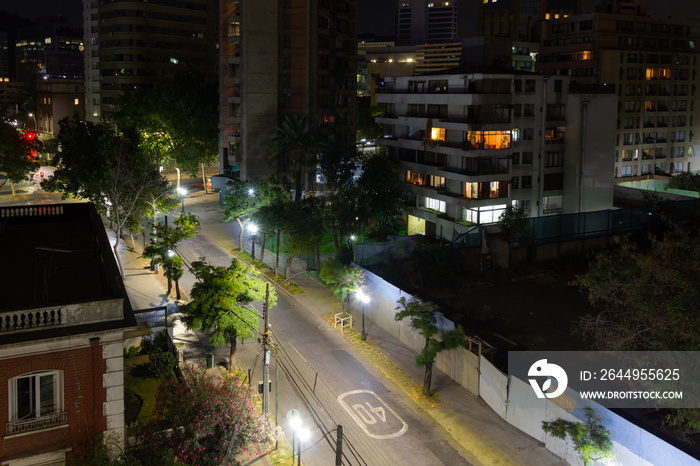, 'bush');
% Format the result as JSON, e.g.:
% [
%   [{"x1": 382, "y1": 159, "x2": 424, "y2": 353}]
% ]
[
  {"x1": 147, "y1": 349, "x2": 177, "y2": 379},
  {"x1": 124, "y1": 346, "x2": 141, "y2": 358}
]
